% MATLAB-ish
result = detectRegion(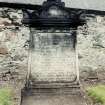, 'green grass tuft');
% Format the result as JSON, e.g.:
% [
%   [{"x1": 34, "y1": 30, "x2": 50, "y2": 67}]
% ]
[
  {"x1": 0, "y1": 87, "x2": 13, "y2": 105},
  {"x1": 87, "y1": 85, "x2": 105, "y2": 105}
]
